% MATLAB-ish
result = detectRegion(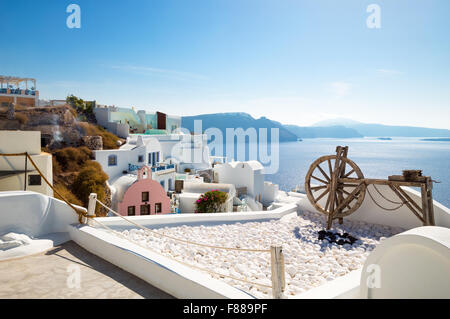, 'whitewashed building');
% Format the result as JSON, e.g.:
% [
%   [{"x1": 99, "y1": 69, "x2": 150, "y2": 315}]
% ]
[
  {"x1": 213, "y1": 160, "x2": 278, "y2": 207},
  {"x1": 126, "y1": 133, "x2": 212, "y2": 174},
  {"x1": 93, "y1": 135, "x2": 176, "y2": 193},
  {"x1": 213, "y1": 161, "x2": 264, "y2": 201},
  {"x1": 0, "y1": 131, "x2": 53, "y2": 196}
]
